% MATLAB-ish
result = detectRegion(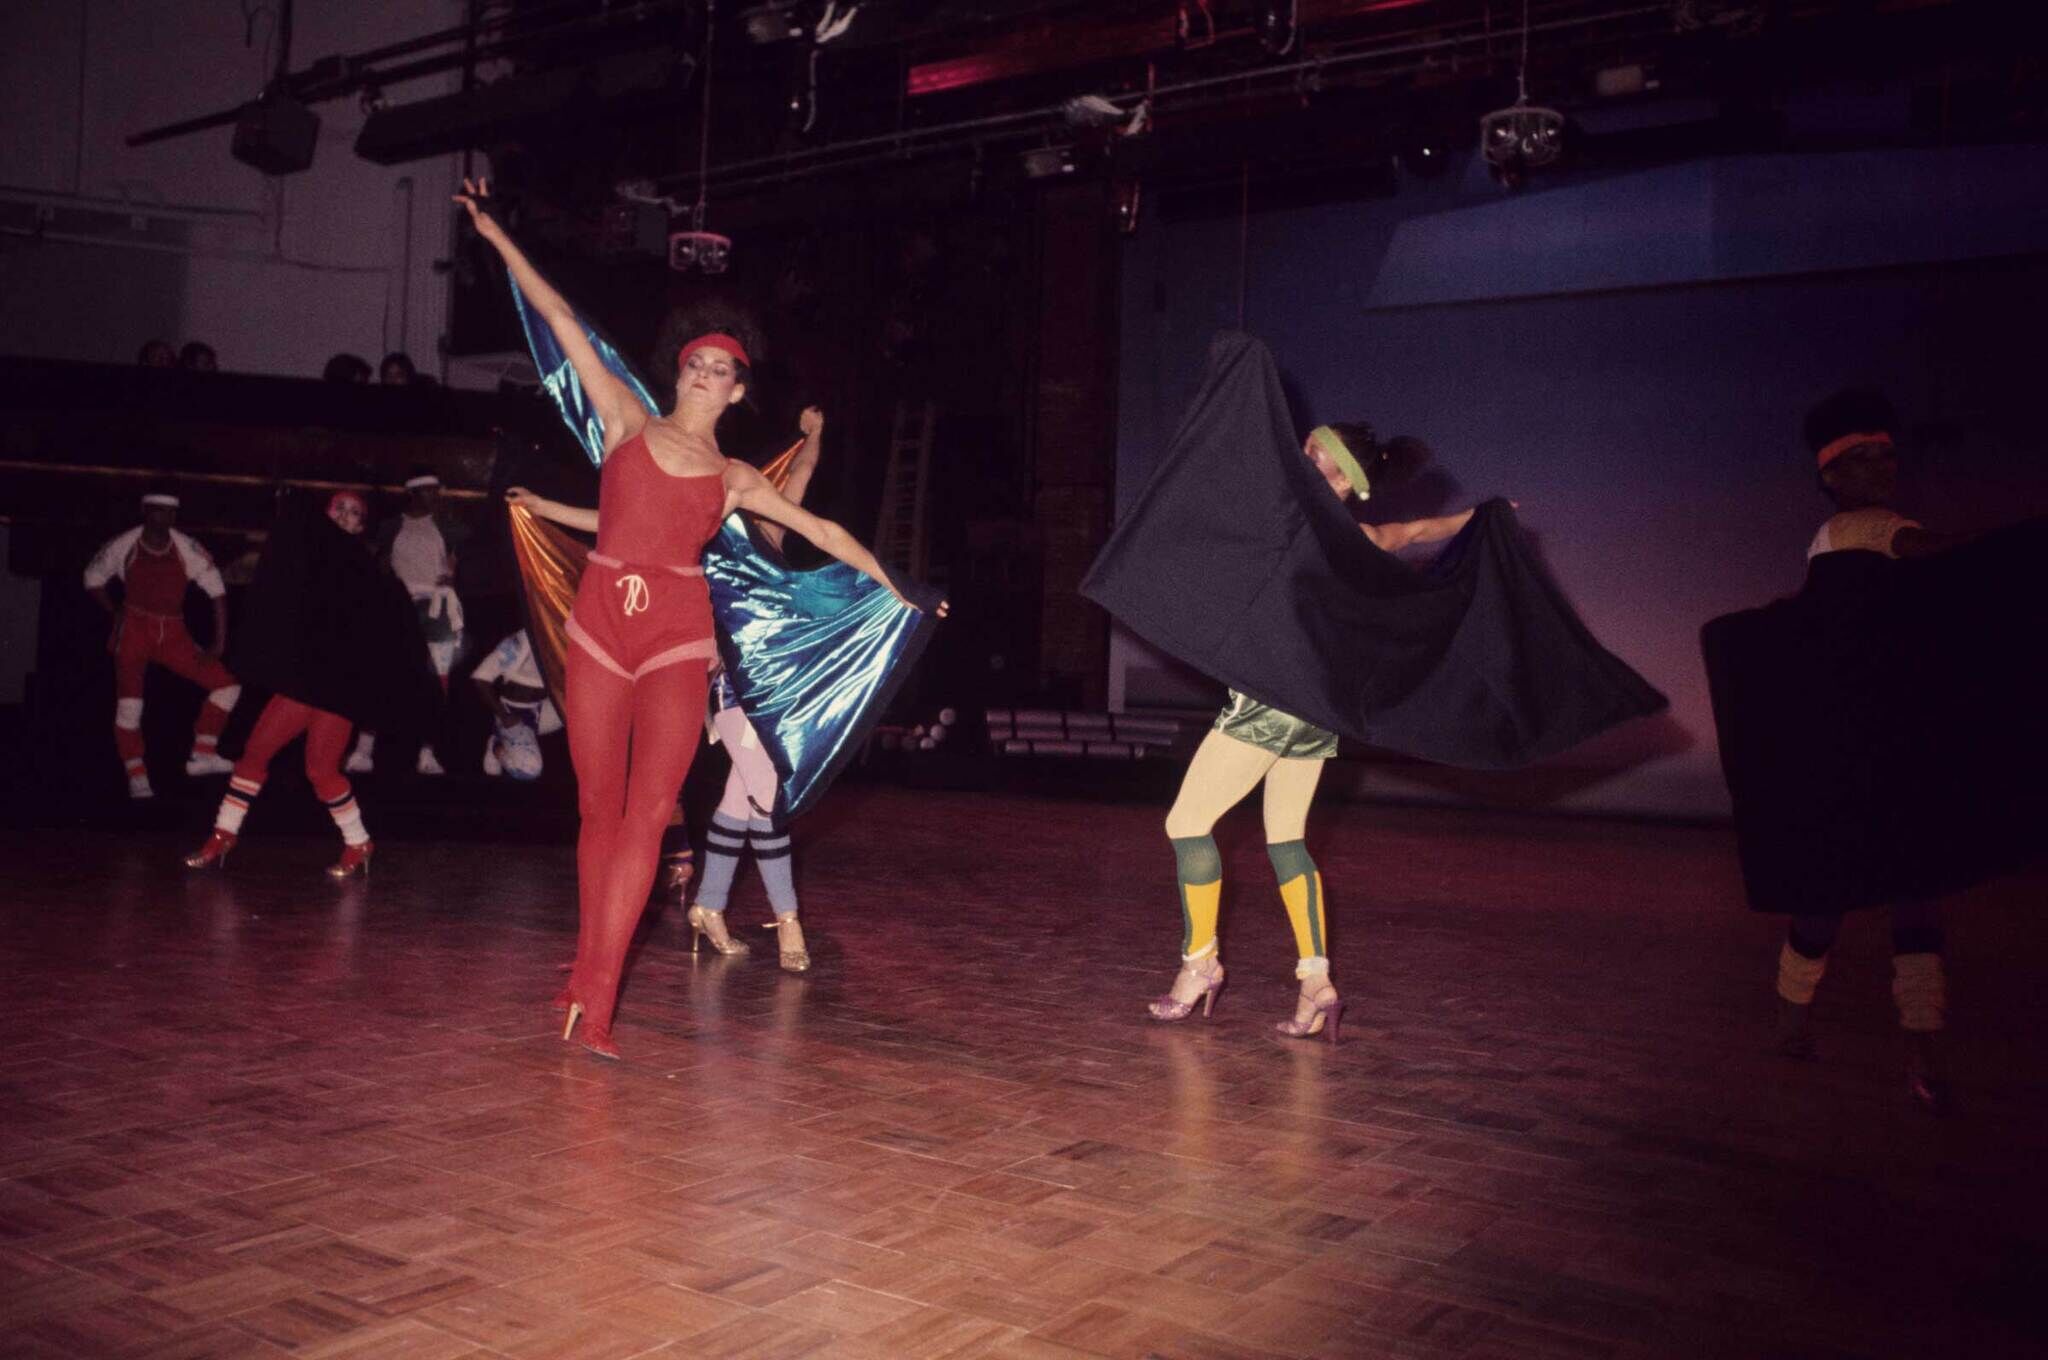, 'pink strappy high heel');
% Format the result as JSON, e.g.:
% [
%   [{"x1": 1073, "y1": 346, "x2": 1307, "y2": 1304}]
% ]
[
  {"x1": 1149, "y1": 958, "x2": 1225, "y2": 1022},
  {"x1": 1275, "y1": 985, "x2": 1344, "y2": 1045}
]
